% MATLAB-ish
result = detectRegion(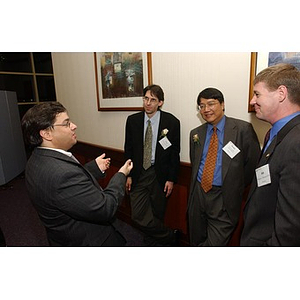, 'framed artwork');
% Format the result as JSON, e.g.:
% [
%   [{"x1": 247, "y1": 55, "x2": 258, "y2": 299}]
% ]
[
  {"x1": 94, "y1": 52, "x2": 152, "y2": 111},
  {"x1": 248, "y1": 52, "x2": 300, "y2": 112}
]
